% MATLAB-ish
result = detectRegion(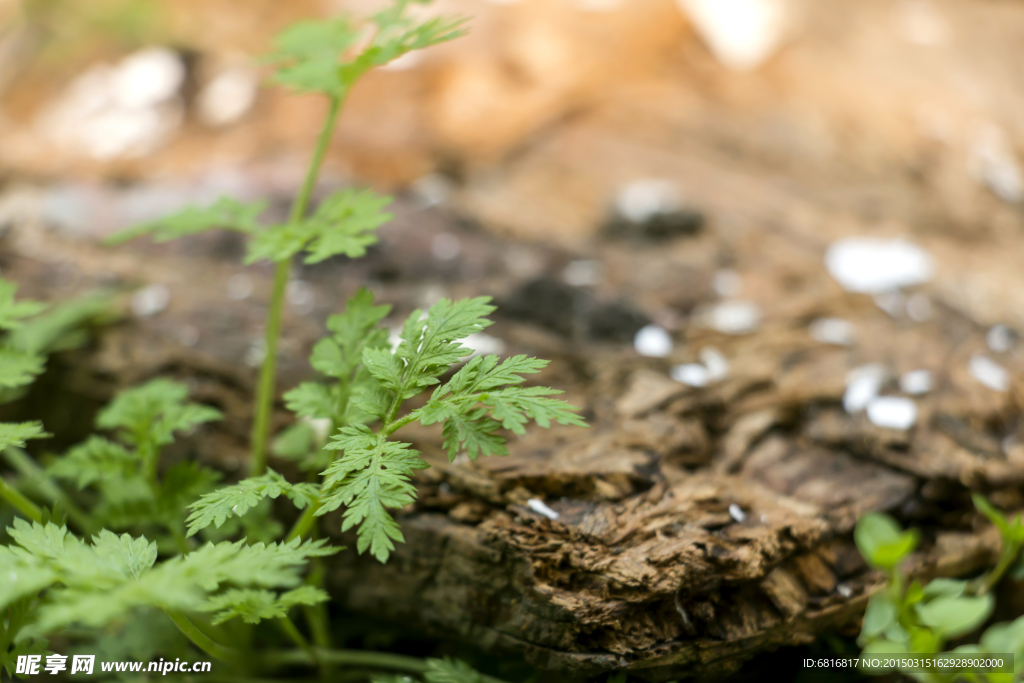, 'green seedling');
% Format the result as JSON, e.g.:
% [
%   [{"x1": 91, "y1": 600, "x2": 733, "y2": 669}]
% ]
[
  {"x1": 854, "y1": 496, "x2": 1024, "y2": 682},
  {"x1": 0, "y1": 2, "x2": 585, "y2": 681}
]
